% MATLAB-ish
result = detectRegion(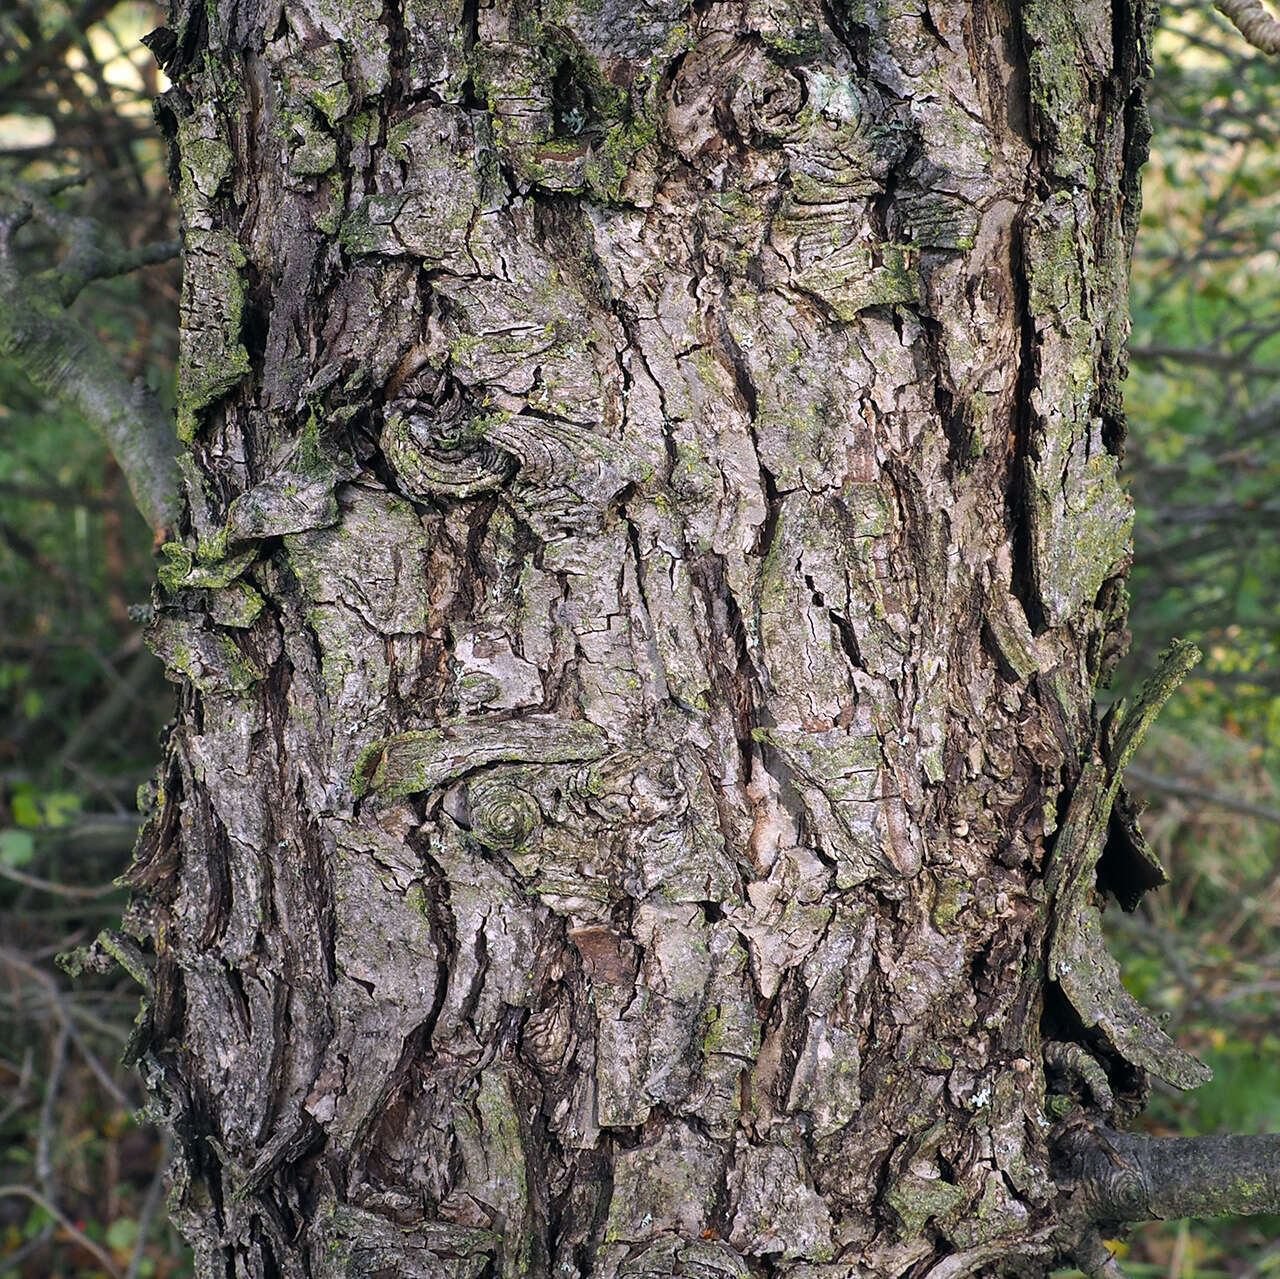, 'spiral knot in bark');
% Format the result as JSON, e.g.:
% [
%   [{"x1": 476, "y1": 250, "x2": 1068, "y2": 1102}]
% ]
[
  {"x1": 382, "y1": 378, "x2": 515, "y2": 498},
  {"x1": 466, "y1": 776, "x2": 542, "y2": 850}
]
